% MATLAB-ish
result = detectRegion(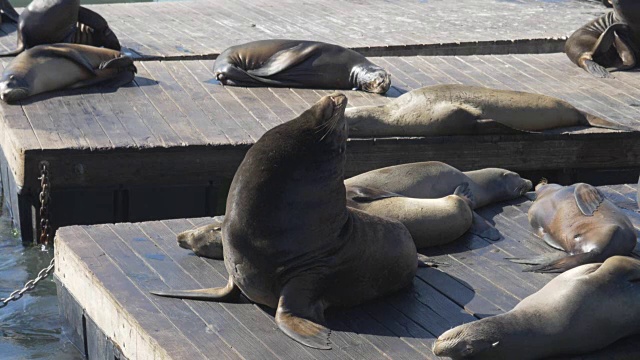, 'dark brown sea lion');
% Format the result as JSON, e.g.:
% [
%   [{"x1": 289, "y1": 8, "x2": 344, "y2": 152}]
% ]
[
  {"x1": 344, "y1": 85, "x2": 629, "y2": 136},
  {"x1": 213, "y1": 39, "x2": 391, "y2": 94},
  {"x1": 0, "y1": 0, "x2": 120, "y2": 57},
  {"x1": 433, "y1": 256, "x2": 640, "y2": 360},
  {"x1": 152, "y1": 94, "x2": 417, "y2": 350},
  {"x1": 509, "y1": 180, "x2": 636, "y2": 273},
  {"x1": 0, "y1": 43, "x2": 136, "y2": 103},
  {"x1": 565, "y1": 0, "x2": 640, "y2": 78}
]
